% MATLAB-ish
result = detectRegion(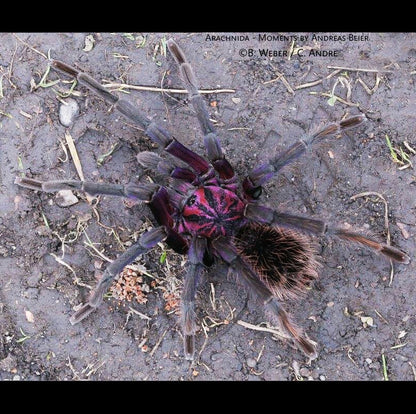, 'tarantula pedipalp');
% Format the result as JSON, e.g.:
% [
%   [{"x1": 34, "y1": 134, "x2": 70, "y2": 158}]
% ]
[{"x1": 15, "y1": 38, "x2": 409, "y2": 361}]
